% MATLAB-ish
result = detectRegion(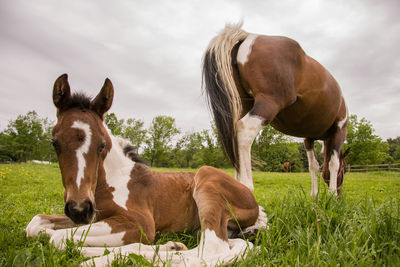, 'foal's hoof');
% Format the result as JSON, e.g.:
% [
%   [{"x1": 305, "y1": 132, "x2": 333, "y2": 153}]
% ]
[{"x1": 165, "y1": 241, "x2": 188, "y2": 251}]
